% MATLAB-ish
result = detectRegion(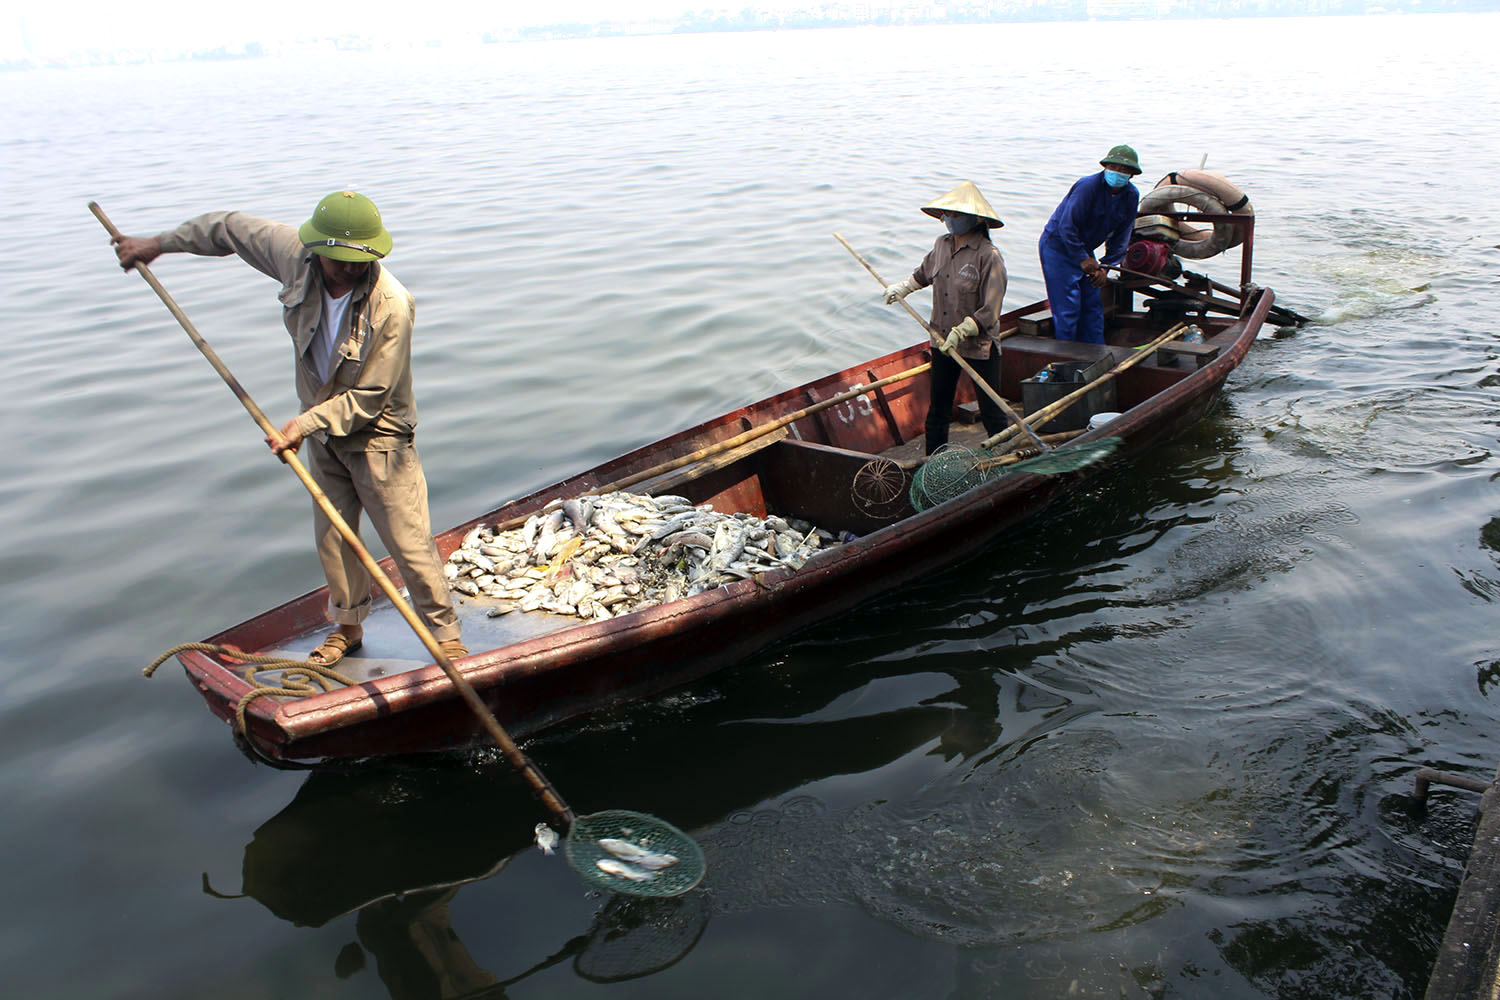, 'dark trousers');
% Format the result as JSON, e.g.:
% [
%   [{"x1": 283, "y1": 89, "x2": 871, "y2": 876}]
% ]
[{"x1": 925, "y1": 344, "x2": 1009, "y2": 455}]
